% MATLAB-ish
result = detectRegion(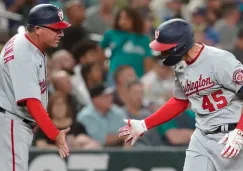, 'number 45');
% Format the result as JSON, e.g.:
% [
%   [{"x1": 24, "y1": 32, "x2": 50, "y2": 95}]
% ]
[{"x1": 202, "y1": 89, "x2": 228, "y2": 112}]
